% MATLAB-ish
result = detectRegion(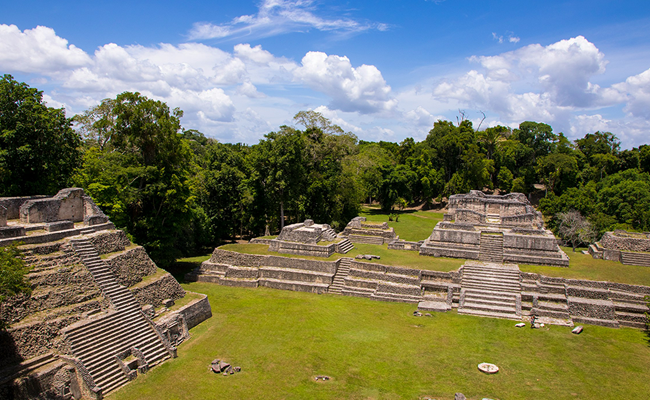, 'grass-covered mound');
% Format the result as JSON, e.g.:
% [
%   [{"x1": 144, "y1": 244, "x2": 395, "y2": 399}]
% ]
[{"x1": 111, "y1": 283, "x2": 650, "y2": 400}]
